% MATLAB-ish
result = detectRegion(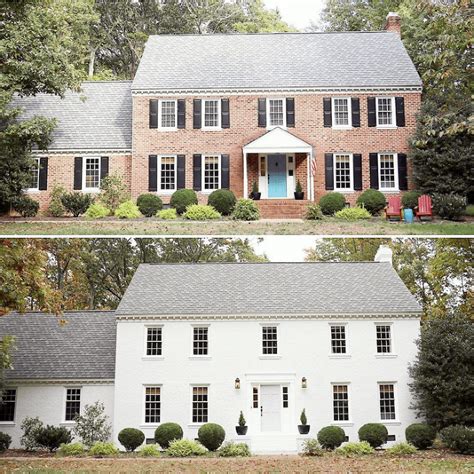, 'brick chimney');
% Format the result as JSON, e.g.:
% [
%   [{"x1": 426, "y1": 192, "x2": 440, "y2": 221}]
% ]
[{"x1": 384, "y1": 12, "x2": 401, "y2": 36}]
